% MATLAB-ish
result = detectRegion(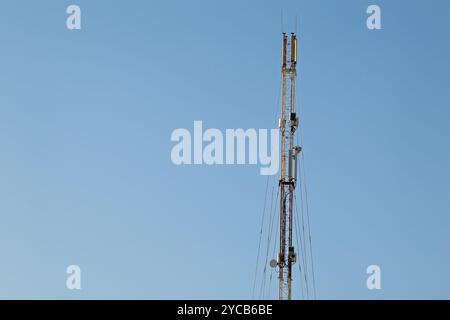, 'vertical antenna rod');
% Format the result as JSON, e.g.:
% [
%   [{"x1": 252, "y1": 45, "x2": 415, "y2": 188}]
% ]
[{"x1": 278, "y1": 32, "x2": 301, "y2": 300}]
